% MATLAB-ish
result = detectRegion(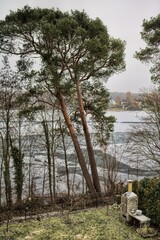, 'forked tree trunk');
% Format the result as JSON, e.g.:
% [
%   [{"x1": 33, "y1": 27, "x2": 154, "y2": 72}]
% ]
[
  {"x1": 56, "y1": 91, "x2": 97, "y2": 197},
  {"x1": 76, "y1": 80, "x2": 101, "y2": 195}
]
